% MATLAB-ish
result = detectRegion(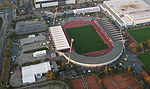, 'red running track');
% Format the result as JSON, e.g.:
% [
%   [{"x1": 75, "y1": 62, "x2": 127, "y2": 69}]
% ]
[{"x1": 62, "y1": 20, "x2": 113, "y2": 57}]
